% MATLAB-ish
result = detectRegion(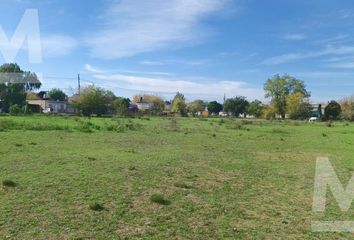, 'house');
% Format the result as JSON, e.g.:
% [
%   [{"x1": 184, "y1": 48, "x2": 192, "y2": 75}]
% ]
[
  {"x1": 164, "y1": 101, "x2": 172, "y2": 112},
  {"x1": 311, "y1": 103, "x2": 327, "y2": 118},
  {"x1": 26, "y1": 91, "x2": 76, "y2": 114},
  {"x1": 136, "y1": 97, "x2": 154, "y2": 111}
]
